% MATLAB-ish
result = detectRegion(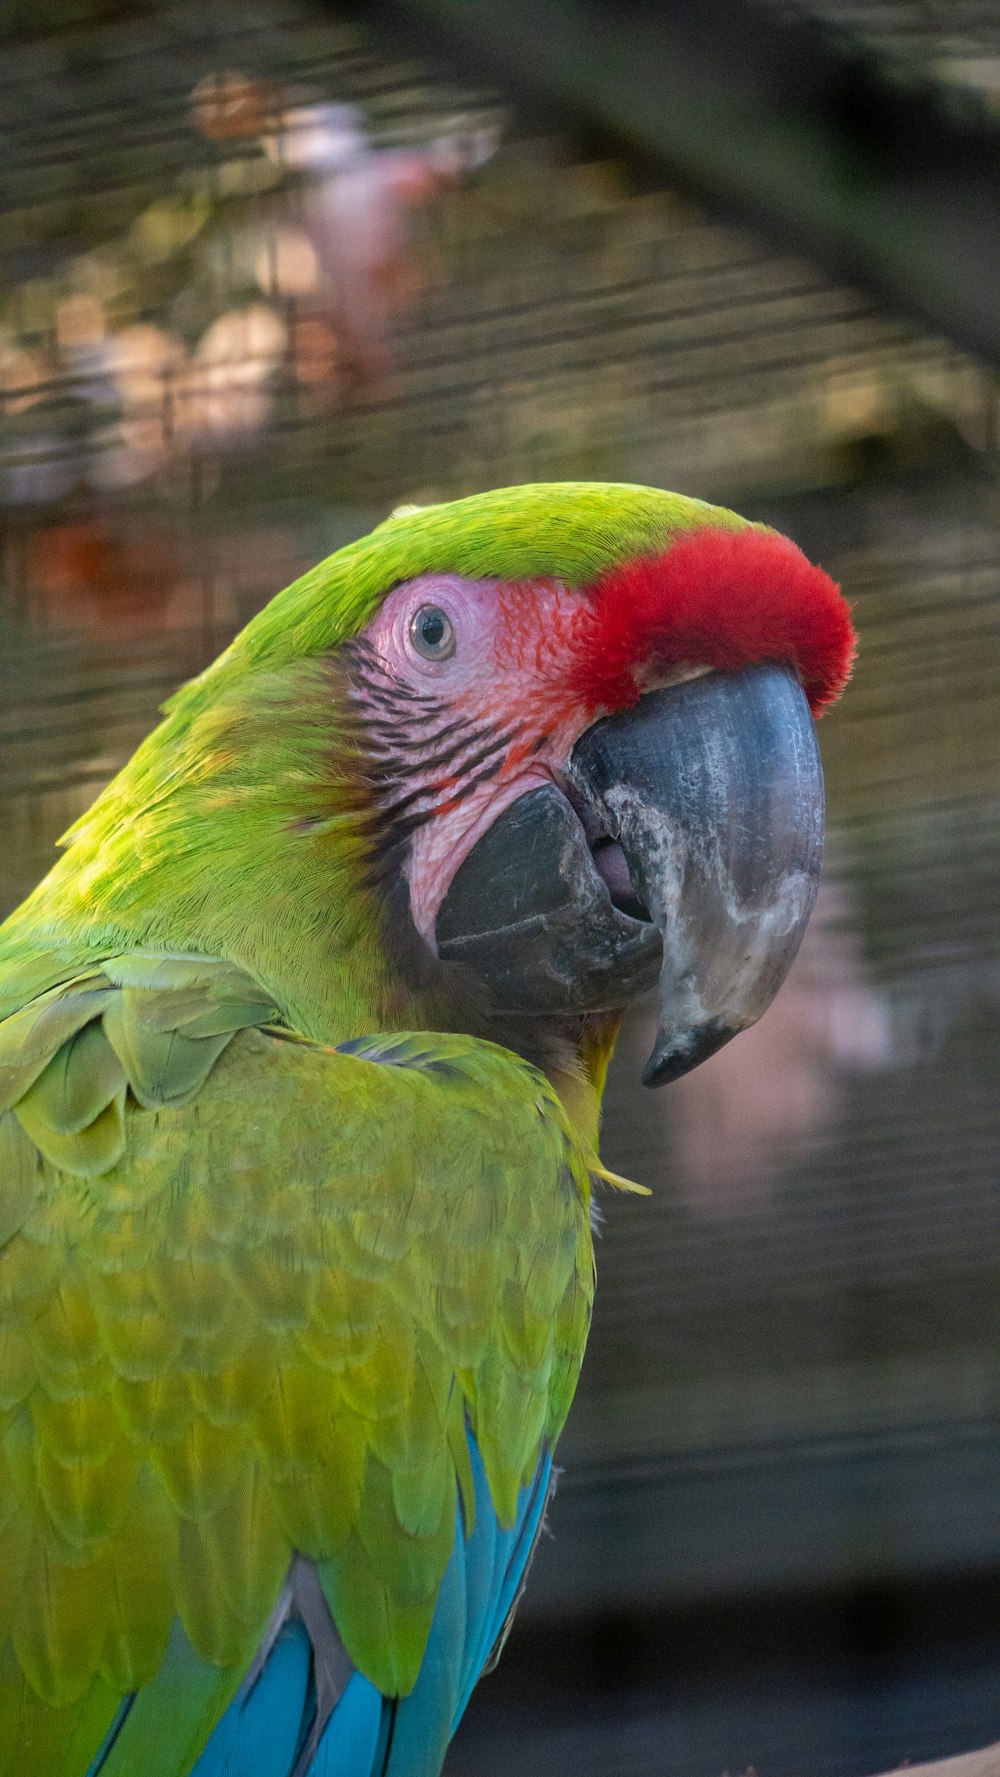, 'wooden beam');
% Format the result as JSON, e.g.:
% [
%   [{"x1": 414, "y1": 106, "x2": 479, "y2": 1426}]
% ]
[
  {"x1": 358, "y1": 0, "x2": 1000, "y2": 366},
  {"x1": 874, "y1": 1743, "x2": 1000, "y2": 1777}
]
